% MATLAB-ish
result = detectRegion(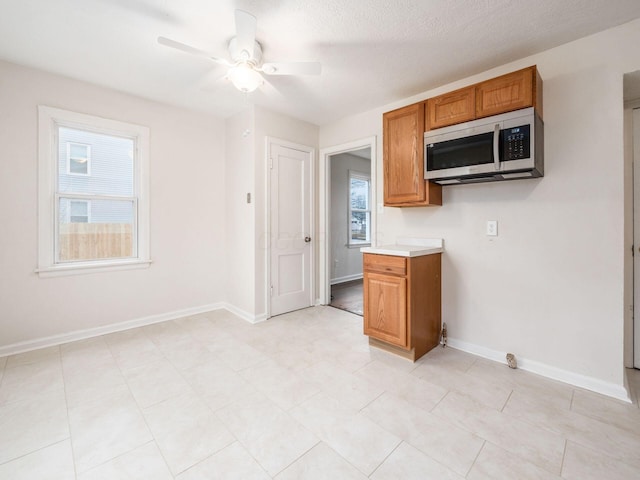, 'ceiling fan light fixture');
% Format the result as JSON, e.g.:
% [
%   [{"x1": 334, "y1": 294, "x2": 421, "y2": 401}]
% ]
[{"x1": 228, "y1": 63, "x2": 263, "y2": 92}]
